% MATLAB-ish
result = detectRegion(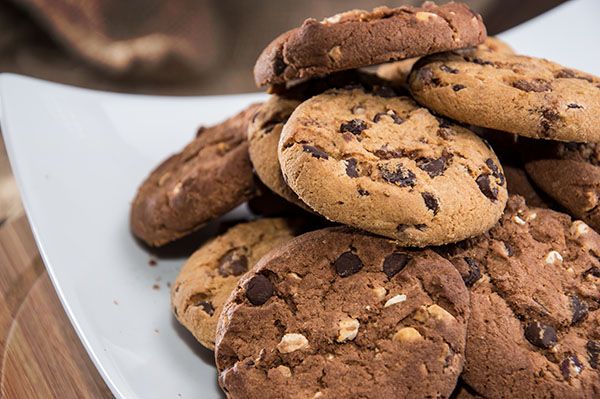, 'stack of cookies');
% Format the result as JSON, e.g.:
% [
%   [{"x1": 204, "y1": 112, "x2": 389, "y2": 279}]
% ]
[{"x1": 130, "y1": 2, "x2": 600, "y2": 398}]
